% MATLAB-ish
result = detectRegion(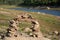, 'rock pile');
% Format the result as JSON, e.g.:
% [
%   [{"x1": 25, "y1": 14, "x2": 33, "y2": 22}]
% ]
[{"x1": 30, "y1": 20, "x2": 42, "y2": 37}]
